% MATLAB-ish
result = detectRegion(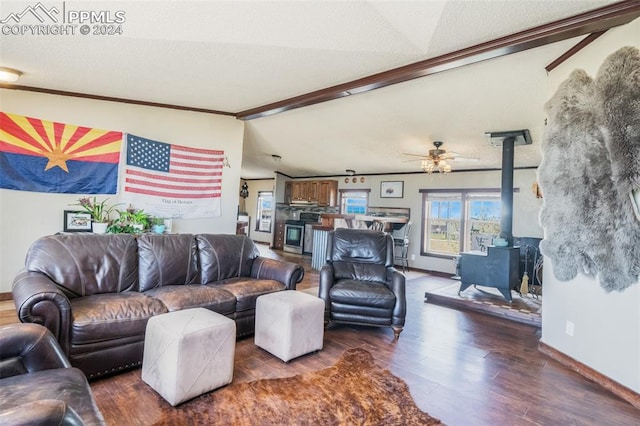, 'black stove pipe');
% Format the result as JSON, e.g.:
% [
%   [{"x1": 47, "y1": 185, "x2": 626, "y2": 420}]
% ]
[{"x1": 500, "y1": 137, "x2": 515, "y2": 246}]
